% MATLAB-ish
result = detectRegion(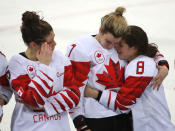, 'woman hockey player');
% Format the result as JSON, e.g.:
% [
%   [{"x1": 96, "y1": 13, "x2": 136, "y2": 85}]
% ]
[
  {"x1": 0, "y1": 51, "x2": 12, "y2": 122},
  {"x1": 7, "y1": 11, "x2": 80, "y2": 131},
  {"x1": 84, "y1": 25, "x2": 174, "y2": 131},
  {"x1": 65, "y1": 7, "x2": 169, "y2": 131}
]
